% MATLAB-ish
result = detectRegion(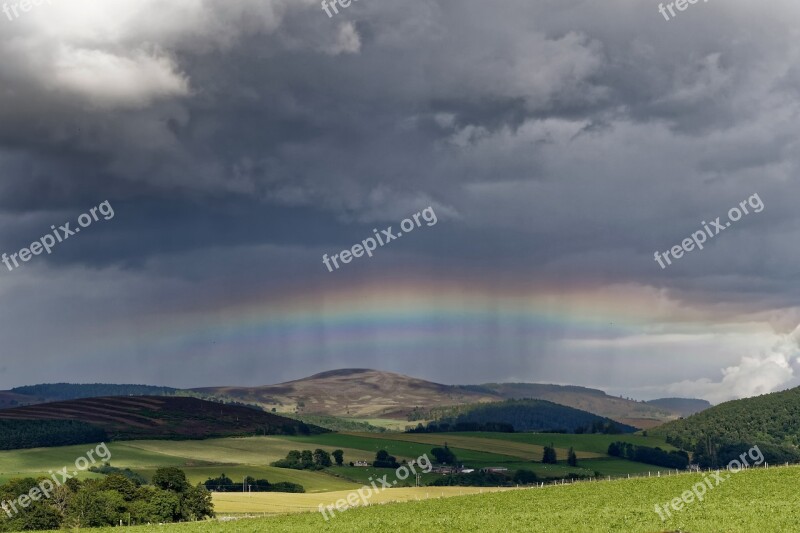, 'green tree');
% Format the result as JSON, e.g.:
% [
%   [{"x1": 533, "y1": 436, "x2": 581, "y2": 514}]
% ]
[
  {"x1": 374, "y1": 449, "x2": 400, "y2": 468},
  {"x1": 313, "y1": 449, "x2": 332, "y2": 467},
  {"x1": 300, "y1": 450, "x2": 314, "y2": 469},
  {"x1": 146, "y1": 489, "x2": 181, "y2": 522},
  {"x1": 100, "y1": 473, "x2": 138, "y2": 501},
  {"x1": 152, "y1": 467, "x2": 190, "y2": 493},
  {"x1": 332, "y1": 449, "x2": 344, "y2": 466},
  {"x1": 18, "y1": 502, "x2": 62, "y2": 531},
  {"x1": 567, "y1": 447, "x2": 577, "y2": 467},
  {"x1": 512, "y1": 469, "x2": 538, "y2": 484},
  {"x1": 542, "y1": 444, "x2": 557, "y2": 464},
  {"x1": 182, "y1": 484, "x2": 215, "y2": 521},
  {"x1": 430, "y1": 445, "x2": 457, "y2": 465},
  {"x1": 66, "y1": 487, "x2": 125, "y2": 528}
]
